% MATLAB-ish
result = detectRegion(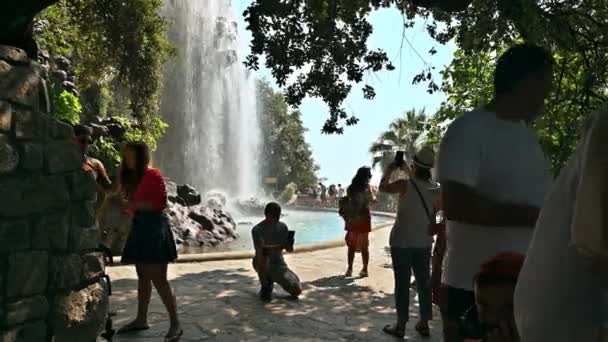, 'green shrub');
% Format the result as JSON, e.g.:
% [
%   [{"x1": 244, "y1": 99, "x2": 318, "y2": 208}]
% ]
[
  {"x1": 50, "y1": 85, "x2": 82, "y2": 125},
  {"x1": 88, "y1": 136, "x2": 121, "y2": 177},
  {"x1": 278, "y1": 182, "x2": 298, "y2": 204}
]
